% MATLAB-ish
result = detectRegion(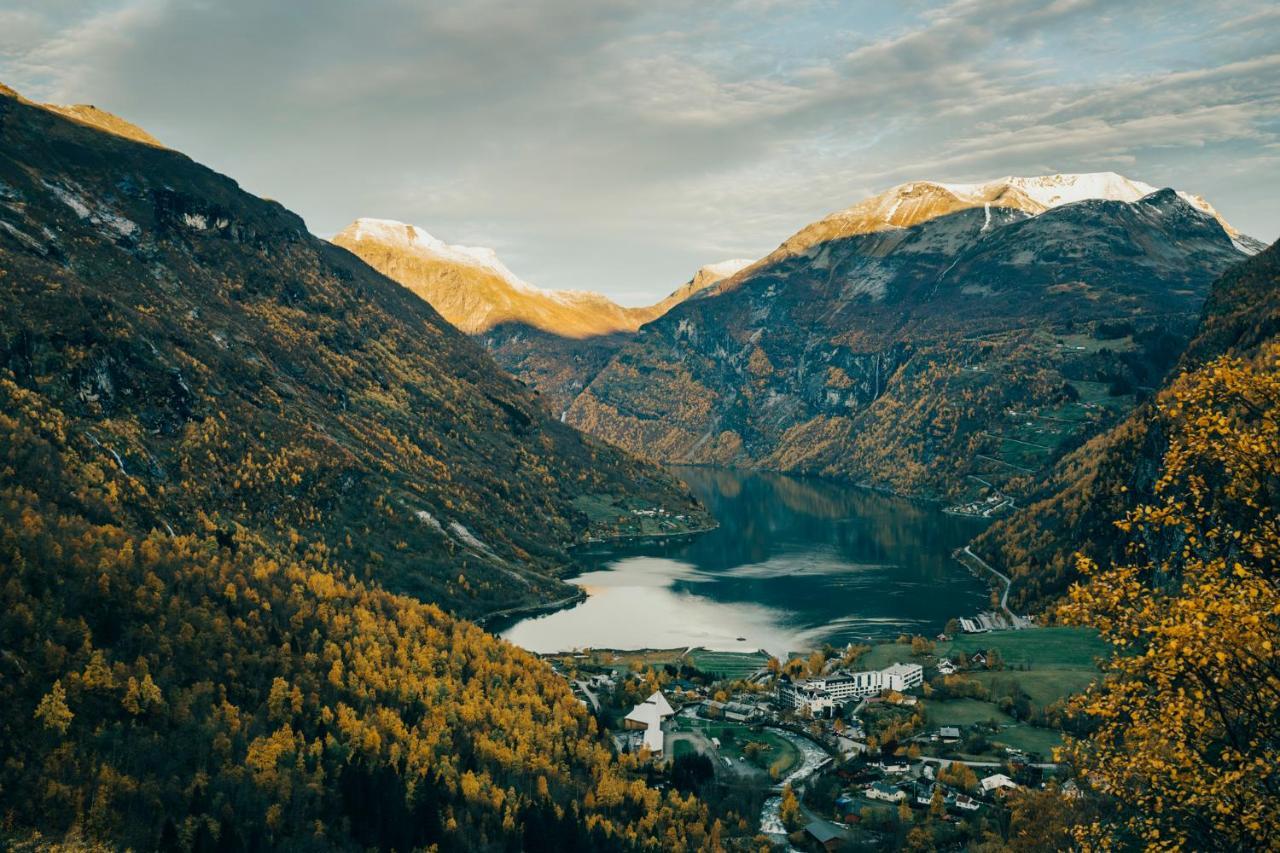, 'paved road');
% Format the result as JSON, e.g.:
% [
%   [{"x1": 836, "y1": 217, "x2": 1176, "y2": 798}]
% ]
[
  {"x1": 921, "y1": 756, "x2": 1060, "y2": 770},
  {"x1": 958, "y1": 545, "x2": 1013, "y2": 617}
]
